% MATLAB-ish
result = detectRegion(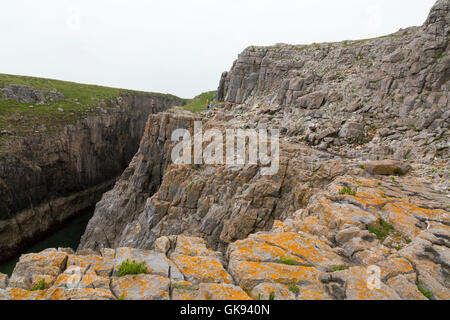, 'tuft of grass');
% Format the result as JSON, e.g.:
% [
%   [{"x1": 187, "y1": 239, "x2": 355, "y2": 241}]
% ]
[
  {"x1": 393, "y1": 168, "x2": 405, "y2": 176},
  {"x1": 269, "y1": 292, "x2": 275, "y2": 300},
  {"x1": 339, "y1": 186, "x2": 357, "y2": 196},
  {"x1": 117, "y1": 259, "x2": 148, "y2": 277},
  {"x1": 118, "y1": 294, "x2": 125, "y2": 300},
  {"x1": 182, "y1": 91, "x2": 216, "y2": 113},
  {"x1": 417, "y1": 283, "x2": 432, "y2": 299},
  {"x1": 332, "y1": 266, "x2": 348, "y2": 272},
  {"x1": 368, "y1": 218, "x2": 394, "y2": 241},
  {"x1": 288, "y1": 284, "x2": 299, "y2": 295},
  {"x1": 279, "y1": 257, "x2": 299, "y2": 266},
  {"x1": 31, "y1": 278, "x2": 46, "y2": 291},
  {"x1": 437, "y1": 51, "x2": 447, "y2": 60}
]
